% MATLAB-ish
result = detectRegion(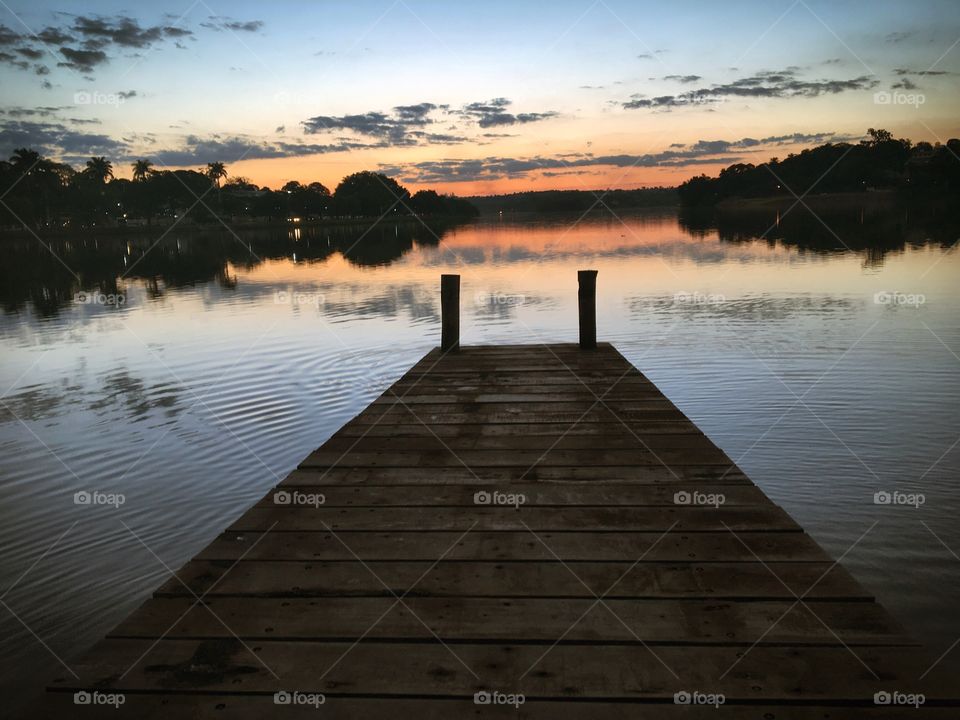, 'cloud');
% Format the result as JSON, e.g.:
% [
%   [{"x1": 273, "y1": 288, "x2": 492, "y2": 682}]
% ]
[
  {"x1": 37, "y1": 27, "x2": 73, "y2": 44},
  {"x1": 893, "y1": 67, "x2": 951, "y2": 77},
  {"x1": 662, "y1": 74, "x2": 702, "y2": 83},
  {"x1": 200, "y1": 17, "x2": 264, "y2": 32},
  {"x1": 0, "y1": 51, "x2": 29, "y2": 70},
  {"x1": 624, "y1": 68, "x2": 879, "y2": 109},
  {"x1": 2, "y1": 106, "x2": 67, "y2": 118},
  {"x1": 302, "y1": 103, "x2": 467, "y2": 146},
  {"x1": 885, "y1": 31, "x2": 915, "y2": 43},
  {"x1": 459, "y1": 97, "x2": 559, "y2": 128},
  {"x1": 150, "y1": 134, "x2": 367, "y2": 165},
  {"x1": 72, "y1": 15, "x2": 175, "y2": 48},
  {"x1": 0, "y1": 15, "x2": 208, "y2": 78},
  {"x1": 15, "y1": 46, "x2": 44, "y2": 60},
  {"x1": 117, "y1": 90, "x2": 137, "y2": 99},
  {"x1": 379, "y1": 131, "x2": 847, "y2": 183},
  {"x1": 0, "y1": 119, "x2": 127, "y2": 159},
  {"x1": 0, "y1": 24, "x2": 18, "y2": 45},
  {"x1": 57, "y1": 46, "x2": 108, "y2": 72}
]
